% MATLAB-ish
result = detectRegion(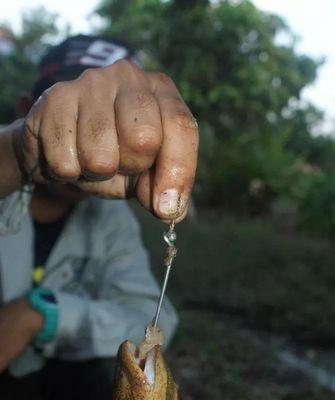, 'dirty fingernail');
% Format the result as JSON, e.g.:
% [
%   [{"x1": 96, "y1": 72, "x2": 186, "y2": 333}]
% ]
[
  {"x1": 159, "y1": 189, "x2": 180, "y2": 216},
  {"x1": 83, "y1": 170, "x2": 112, "y2": 181}
]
